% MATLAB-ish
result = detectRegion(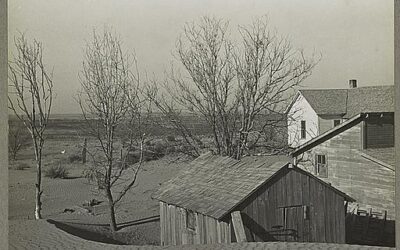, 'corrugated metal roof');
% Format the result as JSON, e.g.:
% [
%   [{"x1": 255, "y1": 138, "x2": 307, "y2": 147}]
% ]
[{"x1": 152, "y1": 152, "x2": 354, "y2": 219}]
